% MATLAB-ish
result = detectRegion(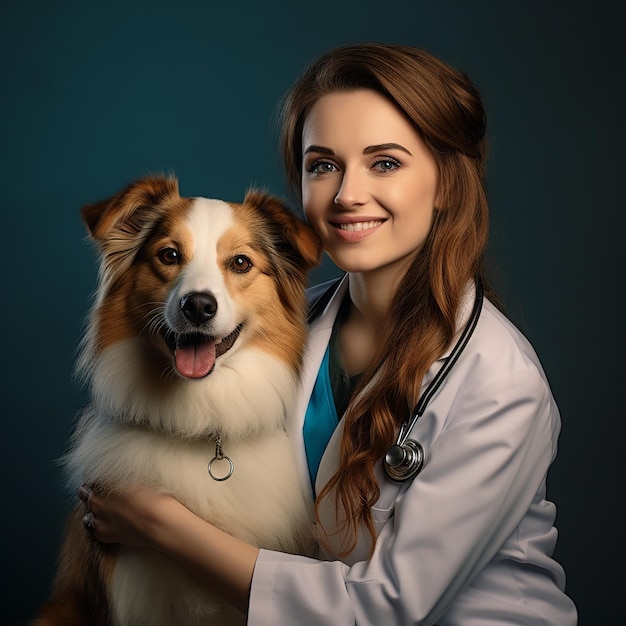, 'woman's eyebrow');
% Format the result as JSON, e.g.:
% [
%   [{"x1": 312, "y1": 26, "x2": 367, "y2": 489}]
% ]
[
  {"x1": 303, "y1": 145, "x2": 335, "y2": 155},
  {"x1": 303, "y1": 143, "x2": 413, "y2": 156},
  {"x1": 363, "y1": 143, "x2": 413, "y2": 156}
]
